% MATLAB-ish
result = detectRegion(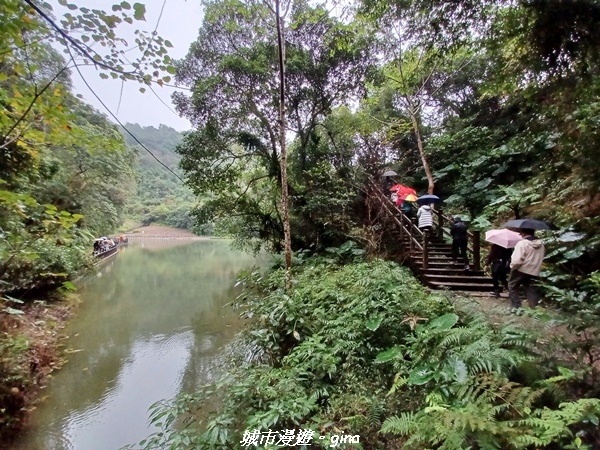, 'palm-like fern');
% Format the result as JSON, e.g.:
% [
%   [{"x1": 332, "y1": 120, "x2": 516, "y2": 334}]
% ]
[{"x1": 380, "y1": 308, "x2": 600, "y2": 449}]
